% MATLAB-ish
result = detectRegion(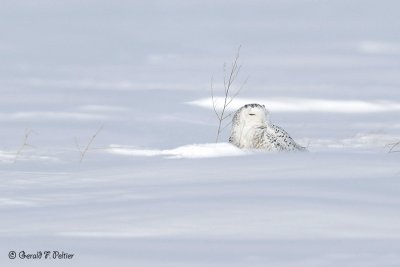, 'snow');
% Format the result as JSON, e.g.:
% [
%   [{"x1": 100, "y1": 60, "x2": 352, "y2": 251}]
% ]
[
  {"x1": 1, "y1": 0, "x2": 400, "y2": 266},
  {"x1": 106, "y1": 143, "x2": 247, "y2": 159},
  {"x1": 188, "y1": 97, "x2": 400, "y2": 113},
  {"x1": 357, "y1": 41, "x2": 400, "y2": 55}
]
